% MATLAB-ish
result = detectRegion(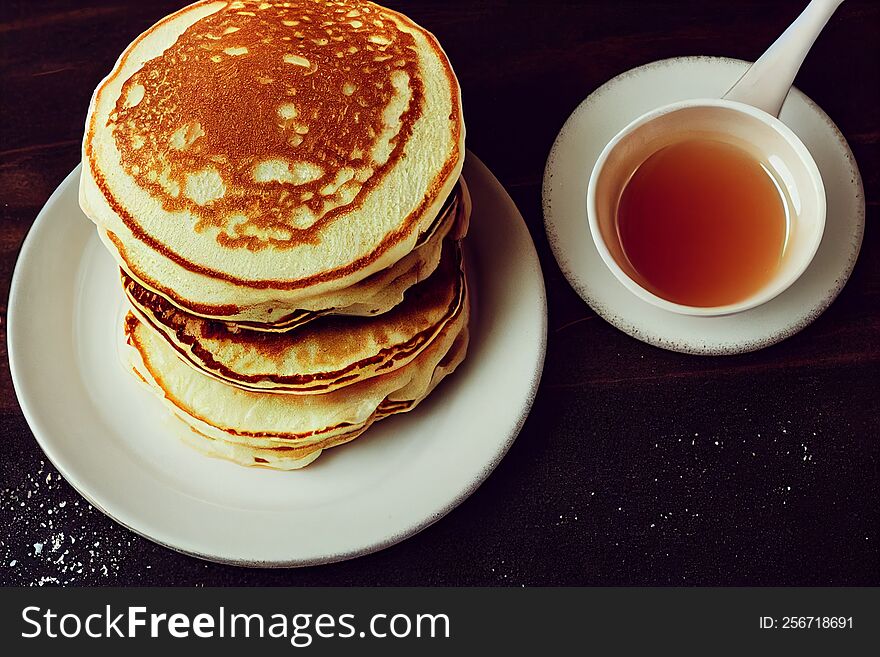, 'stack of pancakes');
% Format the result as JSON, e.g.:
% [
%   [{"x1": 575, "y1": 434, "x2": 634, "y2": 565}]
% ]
[{"x1": 79, "y1": 0, "x2": 469, "y2": 469}]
